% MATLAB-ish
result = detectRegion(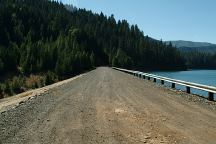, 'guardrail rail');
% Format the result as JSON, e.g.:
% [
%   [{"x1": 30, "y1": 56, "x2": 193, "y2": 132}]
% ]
[{"x1": 113, "y1": 67, "x2": 216, "y2": 101}]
